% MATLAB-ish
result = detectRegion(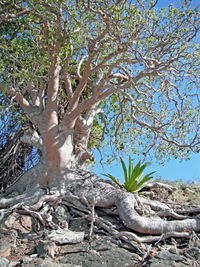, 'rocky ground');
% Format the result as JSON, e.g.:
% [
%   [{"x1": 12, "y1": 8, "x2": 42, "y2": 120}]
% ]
[{"x1": 0, "y1": 180, "x2": 200, "y2": 267}]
